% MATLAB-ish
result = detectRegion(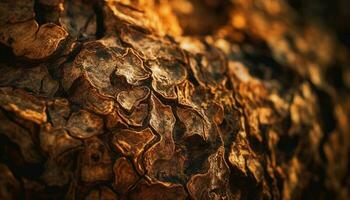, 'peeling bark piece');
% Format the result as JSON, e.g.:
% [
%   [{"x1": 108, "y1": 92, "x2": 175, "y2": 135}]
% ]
[
  {"x1": 149, "y1": 93, "x2": 176, "y2": 145},
  {"x1": 0, "y1": 164, "x2": 21, "y2": 200},
  {"x1": 105, "y1": 0, "x2": 181, "y2": 36},
  {"x1": 0, "y1": 87, "x2": 47, "y2": 124},
  {"x1": 81, "y1": 137, "x2": 113, "y2": 183},
  {"x1": 77, "y1": 42, "x2": 119, "y2": 97},
  {"x1": 33, "y1": 24, "x2": 67, "y2": 59},
  {"x1": 69, "y1": 79, "x2": 115, "y2": 115},
  {"x1": 148, "y1": 59, "x2": 187, "y2": 99},
  {"x1": 13, "y1": 65, "x2": 58, "y2": 97},
  {"x1": 62, "y1": 61, "x2": 82, "y2": 92},
  {"x1": 40, "y1": 123, "x2": 81, "y2": 158},
  {"x1": 47, "y1": 99, "x2": 70, "y2": 127},
  {"x1": 128, "y1": 180, "x2": 187, "y2": 200},
  {"x1": 66, "y1": 110, "x2": 103, "y2": 139},
  {"x1": 176, "y1": 80, "x2": 207, "y2": 119},
  {"x1": 84, "y1": 88, "x2": 115, "y2": 115},
  {"x1": 177, "y1": 107, "x2": 209, "y2": 140},
  {"x1": 106, "y1": 108, "x2": 128, "y2": 130},
  {"x1": 0, "y1": 21, "x2": 68, "y2": 59},
  {"x1": 189, "y1": 53, "x2": 226, "y2": 89},
  {"x1": 200, "y1": 48, "x2": 227, "y2": 87},
  {"x1": 115, "y1": 48, "x2": 150, "y2": 86},
  {"x1": 176, "y1": 80, "x2": 196, "y2": 107},
  {"x1": 227, "y1": 61, "x2": 254, "y2": 84},
  {"x1": 118, "y1": 103, "x2": 148, "y2": 127},
  {"x1": 289, "y1": 83, "x2": 316, "y2": 135},
  {"x1": 0, "y1": 111, "x2": 41, "y2": 163},
  {"x1": 144, "y1": 94, "x2": 176, "y2": 176},
  {"x1": 147, "y1": 150, "x2": 187, "y2": 184},
  {"x1": 187, "y1": 147, "x2": 234, "y2": 200},
  {"x1": 204, "y1": 103, "x2": 224, "y2": 126},
  {"x1": 257, "y1": 107, "x2": 277, "y2": 125},
  {"x1": 61, "y1": 0, "x2": 96, "y2": 39},
  {"x1": 282, "y1": 157, "x2": 302, "y2": 199},
  {"x1": 120, "y1": 26, "x2": 184, "y2": 60},
  {"x1": 113, "y1": 157, "x2": 139, "y2": 194},
  {"x1": 228, "y1": 132, "x2": 251, "y2": 175},
  {"x1": 98, "y1": 36, "x2": 126, "y2": 57},
  {"x1": 85, "y1": 187, "x2": 119, "y2": 200},
  {"x1": 247, "y1": 158, "x2": 264, "y2": 183},
  {"x1": 107, "y1": 1, "x2": 151, "y2": 29},
  {"x1": 1, "y1": 0, "x2": 349, "y2": 199},
  {"x1": 117, "y1": 86, "x2": 150, "y2": 112},
  {"x1": 112, "y1": 128, "x2": 155, "y2": 173}
]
